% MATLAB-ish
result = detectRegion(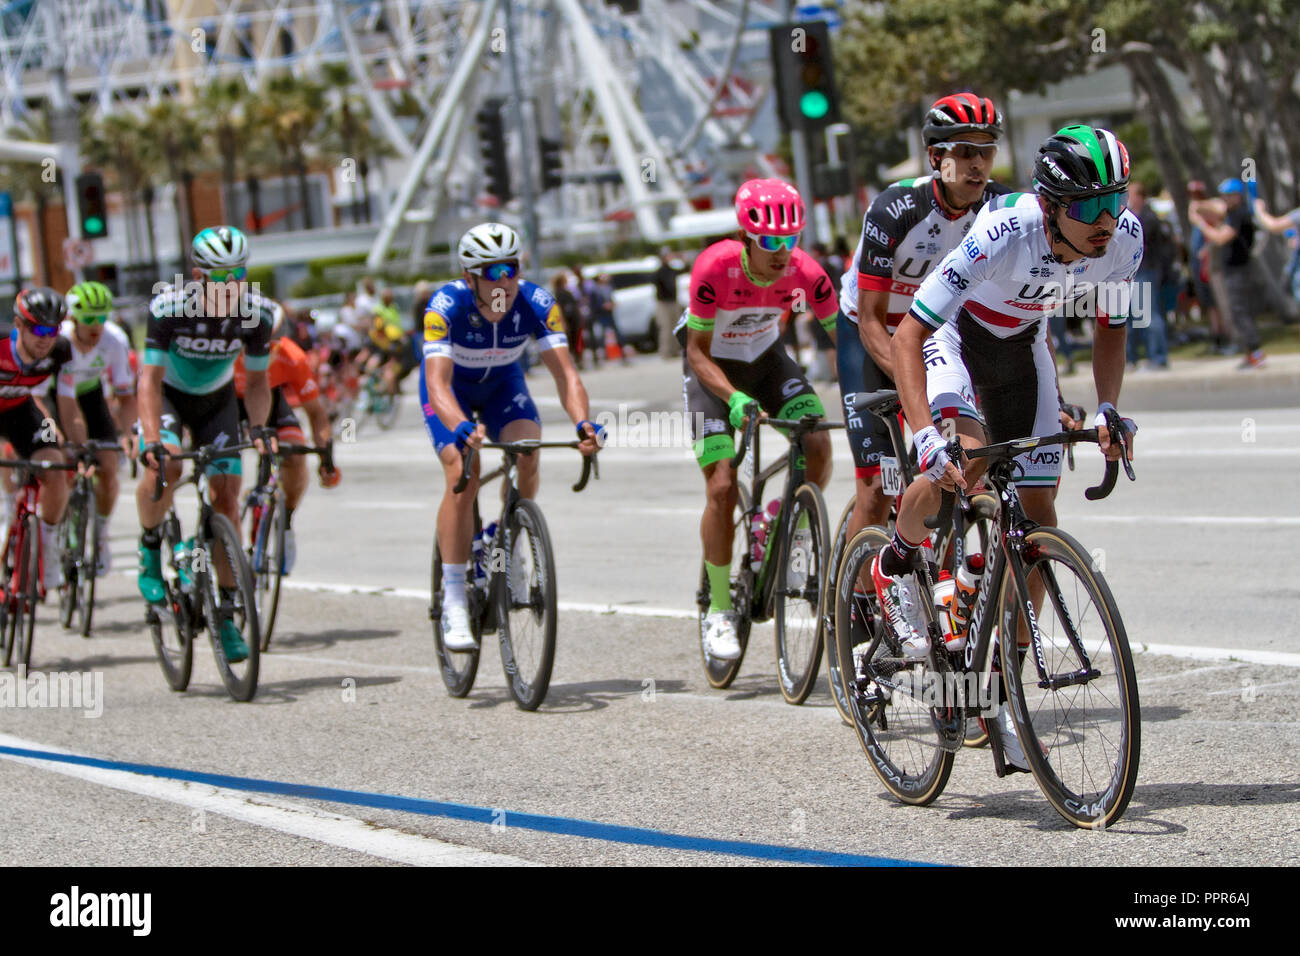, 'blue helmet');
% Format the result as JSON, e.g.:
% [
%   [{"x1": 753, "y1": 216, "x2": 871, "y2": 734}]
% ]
[{"x1": 1218, "y1": 178, "x2": 1247, "y2": 197}]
